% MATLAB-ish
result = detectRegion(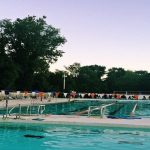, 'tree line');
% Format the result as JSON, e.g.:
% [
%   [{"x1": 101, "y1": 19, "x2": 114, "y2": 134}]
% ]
[
  {"x1": 44, "y1": 63, "x2": 150, "y2": 93},
  {"x1": 0, "y1": 16, "x2": 150, "y2": 93}
]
